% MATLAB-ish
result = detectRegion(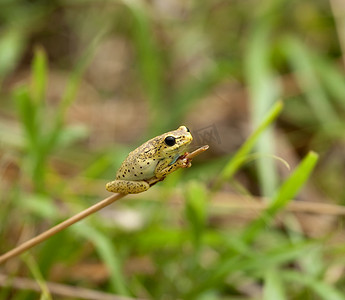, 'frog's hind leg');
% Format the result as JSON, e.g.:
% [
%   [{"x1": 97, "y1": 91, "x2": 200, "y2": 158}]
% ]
[{"x1": 106, "y1": 180, "x2": 150, "y2": 194}]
